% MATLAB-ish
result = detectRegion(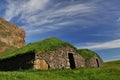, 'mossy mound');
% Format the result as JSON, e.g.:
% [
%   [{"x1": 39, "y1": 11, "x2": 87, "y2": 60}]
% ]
[
  {"x1": 77, "y1": 49, "x2": 97, "y2": 60},
  {"x1": 0, "y1": 37, "x2": 76, "y2": 59}
]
